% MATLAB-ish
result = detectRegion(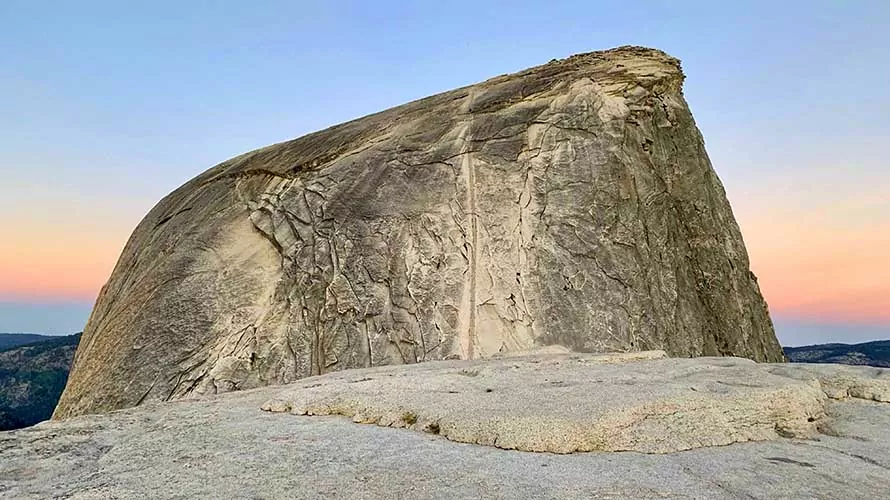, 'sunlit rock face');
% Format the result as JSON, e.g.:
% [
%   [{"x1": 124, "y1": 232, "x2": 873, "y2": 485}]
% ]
[{"x1": 54, "y1": 46, "x2": 784, "y2": 419}]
